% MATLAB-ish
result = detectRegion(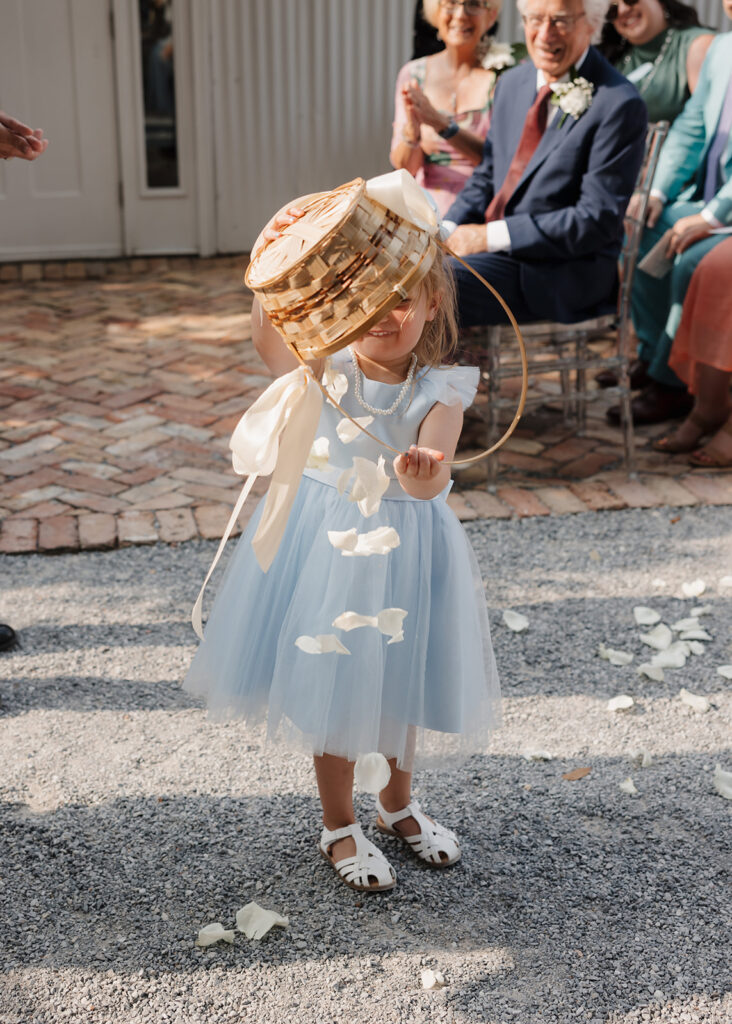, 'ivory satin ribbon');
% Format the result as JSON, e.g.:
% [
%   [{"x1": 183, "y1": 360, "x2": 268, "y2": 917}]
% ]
[{"x1": 192, "y1": 171, "x2": 441, "y2": 640}]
